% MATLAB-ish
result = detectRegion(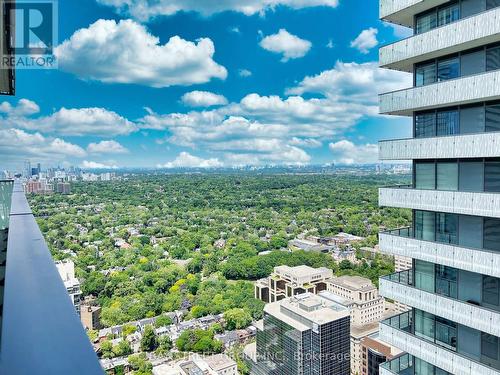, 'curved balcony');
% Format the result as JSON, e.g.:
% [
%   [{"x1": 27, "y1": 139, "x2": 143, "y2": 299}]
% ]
[
  {"x1": 380, "y1": 311, "x2": 500, "y2": 375},
  {"x1": 379, "y1": 132, "x2": 500, "y2": 160},
  {"x1": 379, "y1": 186, "x2": 500, "y2": 218},
  {"x1": 381, "y1": 6, "x2": 500, "y2": 71},
  {"x1": 380, "y1": 0, "x2": 448, "y2": 27},
  {"x1": 380, "y1": 70, "x2": 500, "y2": 116},
  {"x1": 380, "y1": 270, "x2": 500, "y2": 337},
  {"x1": 379, "y1": 227, "x2": 500, "y2": 279}
]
